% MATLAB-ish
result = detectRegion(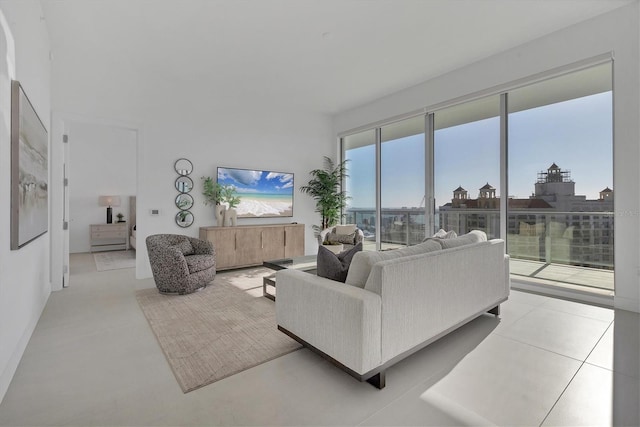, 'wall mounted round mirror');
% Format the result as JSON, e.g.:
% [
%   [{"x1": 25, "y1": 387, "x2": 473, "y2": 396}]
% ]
[
  {"x1": 174, "y1": 158, "x2": 193, "y2": 176},
  {"x1": 175, "y1": 176, "x2": 193, "y2": 193},
  {"x1": 175, "y1": 193, "x2": 194, "y2": 211},
  {"x1": 176, "y1": 211, "x2": 194, "y2": 228}
]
